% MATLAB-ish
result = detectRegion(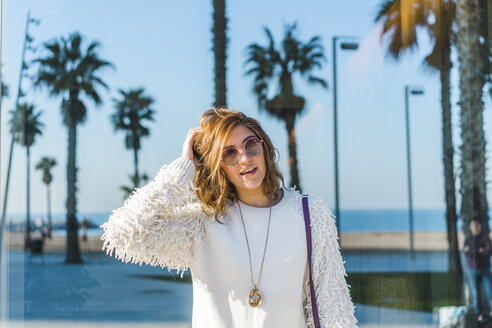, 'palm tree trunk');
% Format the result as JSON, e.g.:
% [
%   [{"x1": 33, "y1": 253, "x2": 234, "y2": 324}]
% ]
[
  {"x1": 456, "y1": 0, "x2": 489, "y2": 235},
  {"x1": 212, "y1": 0, "x2": 227, "y2": 107},
  {"x1": 440, "y1": 64, "x2": 461, "y2": 274},
  {"x1": 66, "y1": 120, "x2": 82, "y2": 263},
  {"x1": 134, "y1": 147, "x2": 139, "y2": 188},
  {"x1": 285, "y1": 115, "x2": 301, "y2": 192},
  {"x1": 47, "y1": 183, "x2": 52, "y2": 238},
  {"x1": 24, "y1": 146, "x2": 31, "y2": 251}
]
